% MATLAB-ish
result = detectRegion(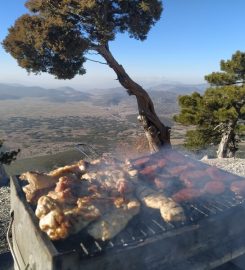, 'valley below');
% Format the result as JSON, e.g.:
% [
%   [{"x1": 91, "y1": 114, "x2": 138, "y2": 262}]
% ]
[{"x1": 0, "y1": 82, "x2": 243, "y2": 175}]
